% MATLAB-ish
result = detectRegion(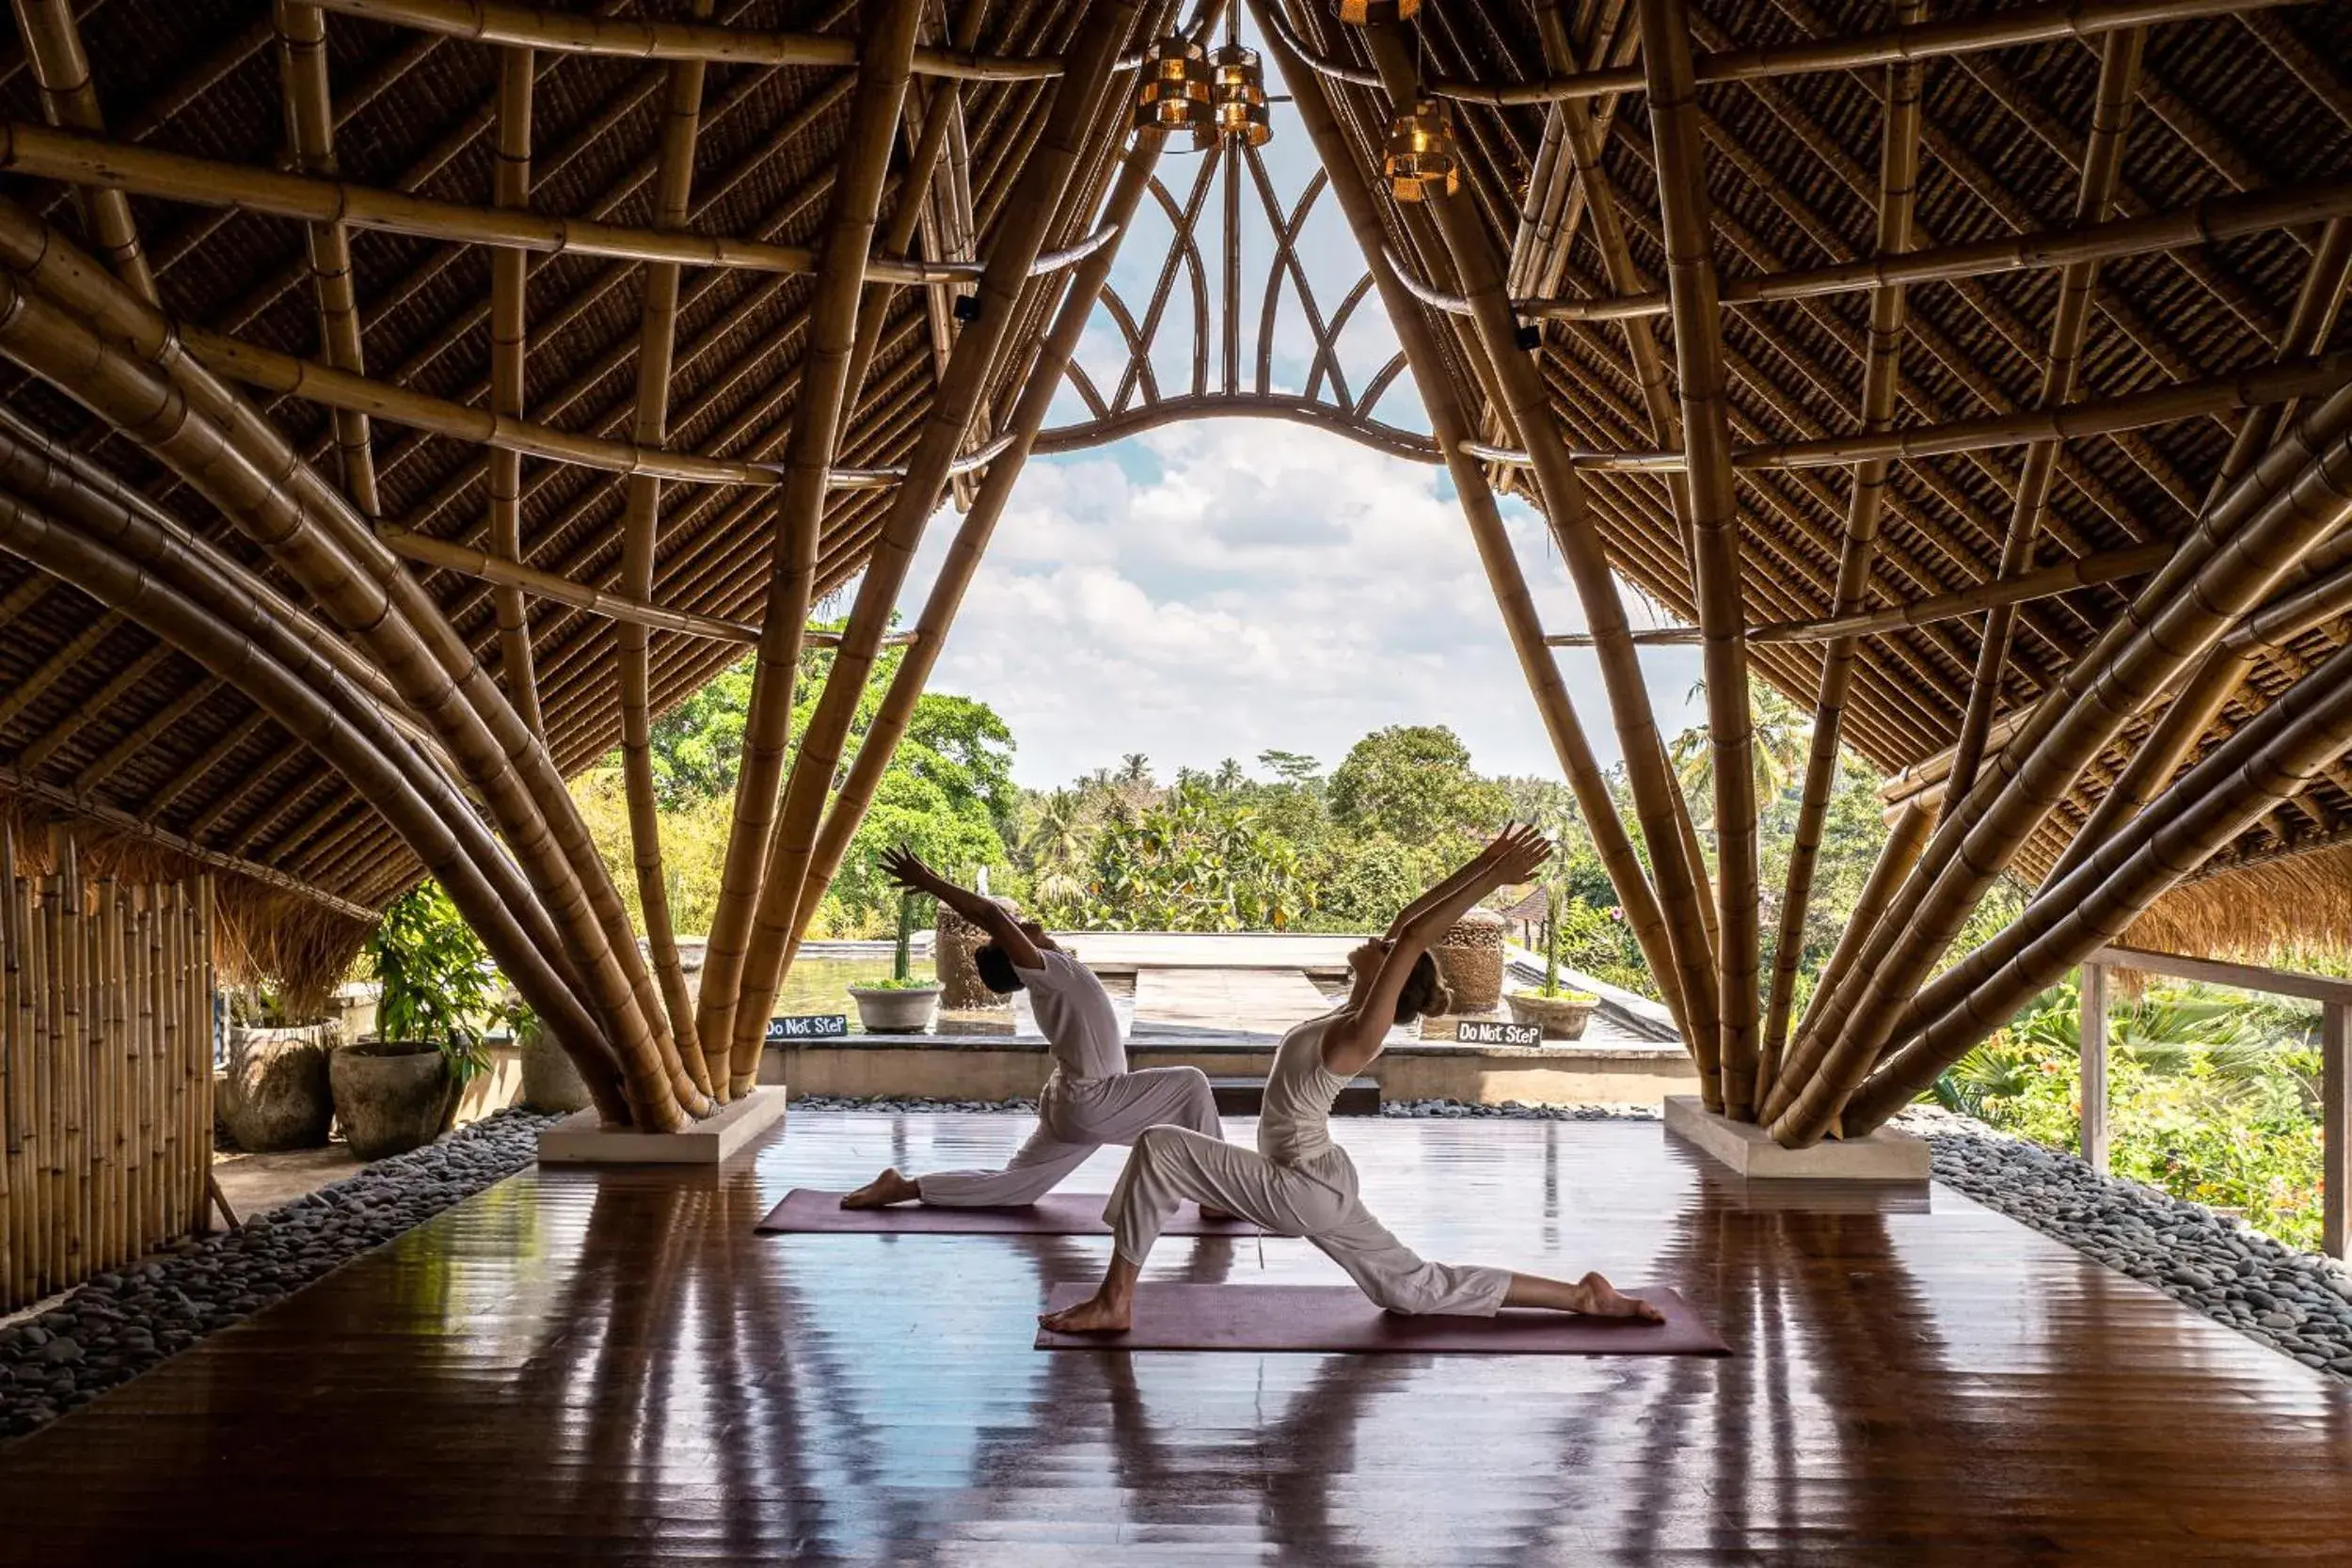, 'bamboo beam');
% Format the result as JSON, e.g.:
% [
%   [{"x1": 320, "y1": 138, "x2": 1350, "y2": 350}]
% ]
[
  {"x1": 1636, "y1": 0, "x2": 1764, "y2": 1117},
  {"x1": 1356, "y1": 13, "x2": 1724, "y2": 1087},
  {"x1": 8, "y1": 0, "x2": 157, "y2": 304},
  {"x1": 303, "y1": 0, "x2": 1065, "y2": 80},
  {"x1": 1400, "y1": 176, "x2": 2352, "y2": 327},
  {"x1": 377, "y1": 527, "x2": 758, "y2": 642},
  {"x1": 1946, "y1": 27, "x2": 2144, "y2": 806},
  {"x1": 614, "y1": 5, "x2": 726, "y2": 1097},
  {"x1": 727, "y1": 1, "x2": 1146, "y2": 1092},
  {"x1": 487, "y1": 44, "x2": 539, "y2": 734},
  {"x1": 0, "y1": 610, "x2": 119, "y2": 734},
  {"x1": 691, "y1": 0, "x2": 931, "y2": 1093},
  {"x1": 0, "y1": 120, "x2": 1001, "y2": 285},
  {"x1": 1759, "y1": 0, "x2": 1925, "y2": 1108},
  {"x1": 10, "y1": 642, "x2": 171, "y2": 773},
  {"x1": 1762, "y1": 543, "x2": 2173, "y2": 645},
  {"x1": 275, "y1": 2, "x2": 382, "y2": 521},
  {"x1": 1267, "y1": 0, "x2": 2312, "y2": 106},
  {"x1": 140, "y1": 713, "x2": 268, "y2": 822},
  {"x1": 71, "y1": 679, "x2": 223, "y2": 796}
]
